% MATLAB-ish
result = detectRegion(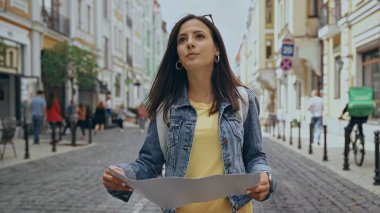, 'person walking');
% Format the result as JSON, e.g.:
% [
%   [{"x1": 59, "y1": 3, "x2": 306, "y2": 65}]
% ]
[
  {"x1": 94, "y1": 102, "x2": 106, "y2": 134},
  {"x1": 76, "y1": 103, "x2": 87, "y2": 139},
  {"x1": 102, "y1": 14, "x2": 276, "y2": 213},
  {"x1": 46, "y1": 93, "x2": 62, "y2": 144},
  {"x1": 31, "y1": 90, "x2": 46, "y2": 144},
  {"x1": 137, "y1": 103, "x2": 147, "y2": 133},
  {"x1": 61, "y1": 100, "x2": 77, "y2": 136},
  {"x1": 307, "y1": 89, "x2": 323, "y2": 145},
  {"x1": 117, "y1": 104, "x2": 127, "y2": 132}
]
